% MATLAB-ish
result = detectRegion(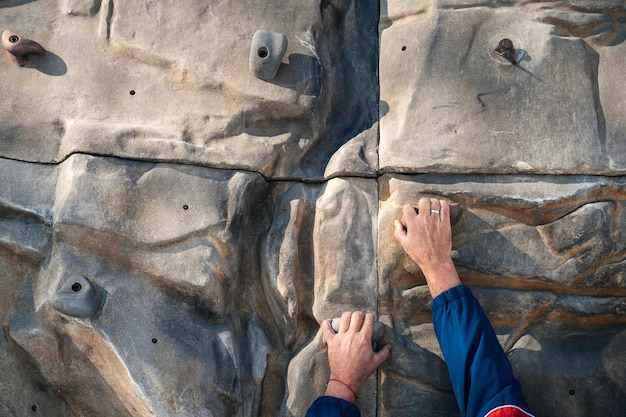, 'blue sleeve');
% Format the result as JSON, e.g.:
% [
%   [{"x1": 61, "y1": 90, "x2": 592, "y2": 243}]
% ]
[
  {"x1": 305, "y1": 396, "x2": 361, "y2": 417},
  {"x1": 432, "y1": 285, "x2": 533, "y2": 417}
]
